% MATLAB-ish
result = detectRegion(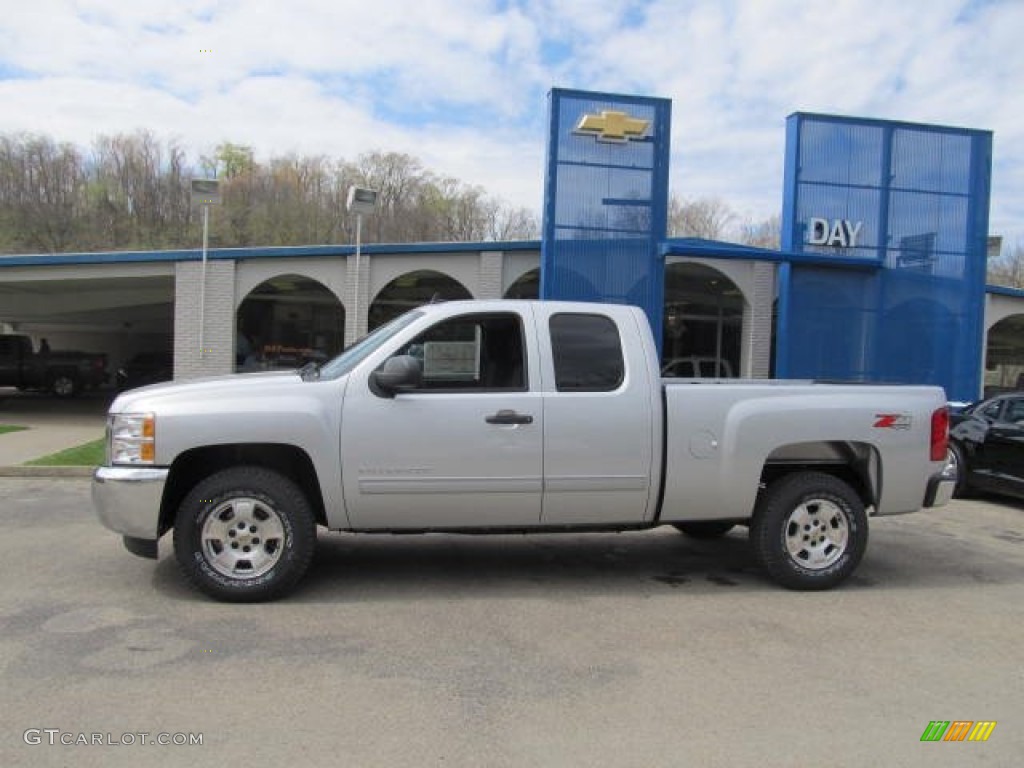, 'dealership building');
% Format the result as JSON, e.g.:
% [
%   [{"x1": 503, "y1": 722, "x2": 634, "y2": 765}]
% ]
[{"x1": 1, "y1": 89, "x2": 1021, "y2": 401}]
